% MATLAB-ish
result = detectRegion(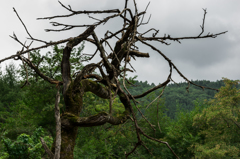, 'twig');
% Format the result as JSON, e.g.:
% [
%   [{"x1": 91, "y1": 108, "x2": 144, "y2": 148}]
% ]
[
  {"x1": 139, "y1": 2, "x2": 150, "y2": 26},
  {"x1": 140, "y1": 31, "x2": 228, "y2": 42},
  {"x1": 40, "y1": 137, "x2": 54, "y2": 158},
  {"x1": 122, "y1": 0, "x2": 129, "y2": 36},
  {"x1": 13, "y1": 8, "x2": 33, "y2": 39},
  {"x1": 145, "y1": 85, "x2": 166, "y2": 109},
  {"x1": 140, "y1": 129, "x2": 180, "y2": 159},
  {"x1": 198, "y1": 8, "x2": 207, "y2": 37},
  {"x1": 13, "y1": 8, "x2": 48, "y2": 44},
  {"x1": 38, "y1": 9, "x2": 120, "y2": 20}
]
